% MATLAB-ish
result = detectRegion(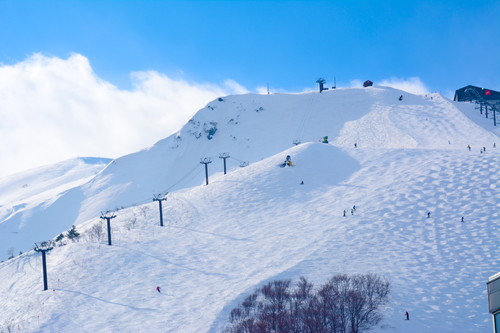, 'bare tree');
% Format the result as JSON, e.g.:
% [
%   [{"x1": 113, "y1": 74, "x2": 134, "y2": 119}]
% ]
[
  {"x1": 347, "y1": 274, "x2": 390, "y2": 333},
  {"x1": 126, "y1": 217, "x2": 137, "y2": 230},
  {"x1": 85, "y1": 223, "x2": 104, "y2": 242},
  {"x1": 225, "y1": 274, "x2": 390, "y2": 333}
]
